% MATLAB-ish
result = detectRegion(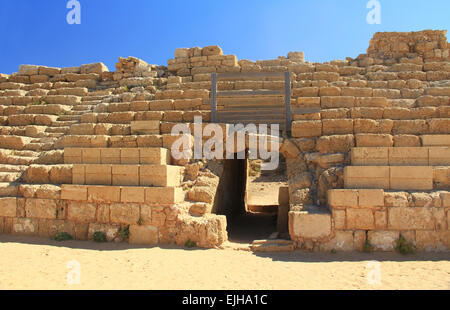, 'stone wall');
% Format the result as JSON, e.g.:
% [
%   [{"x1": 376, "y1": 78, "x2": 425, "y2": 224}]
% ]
[{"x1": 0, "y1": 30, "x2": 449, "y2": 251}]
